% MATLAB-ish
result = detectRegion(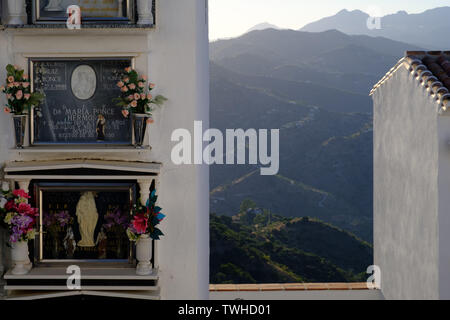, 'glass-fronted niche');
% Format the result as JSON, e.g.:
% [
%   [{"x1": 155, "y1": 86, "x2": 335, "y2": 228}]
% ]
[
  {"x1": 33, "y1": 0, "x2": 135, "y2": 23},
  {"x1": 34, "y1": 182, "x2": 136, "y2": 265}
]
